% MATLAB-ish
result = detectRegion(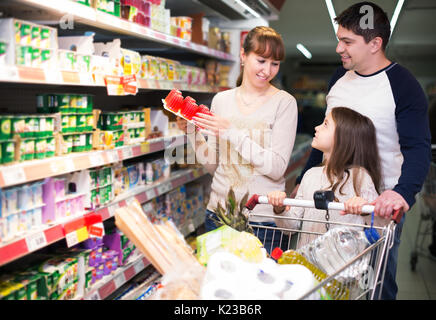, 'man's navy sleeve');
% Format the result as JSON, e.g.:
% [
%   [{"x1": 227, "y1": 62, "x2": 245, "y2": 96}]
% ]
[{"x1": 387, "y1": 65, "x2": 432, "y2": 207}]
